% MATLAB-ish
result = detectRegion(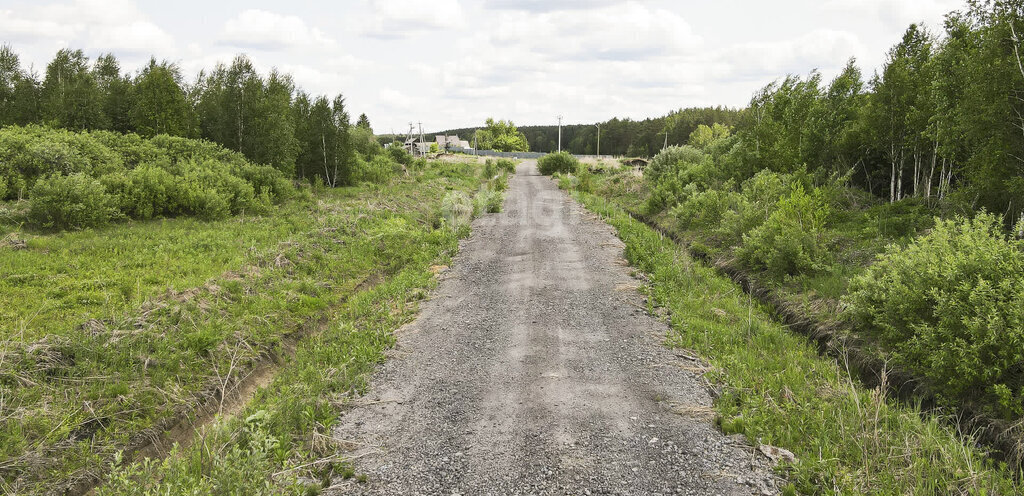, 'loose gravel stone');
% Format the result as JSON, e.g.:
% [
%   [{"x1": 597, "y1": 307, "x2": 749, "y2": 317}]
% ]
[{"x1": 330, "y1": 161, "x2": 779, "y2": 495}]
